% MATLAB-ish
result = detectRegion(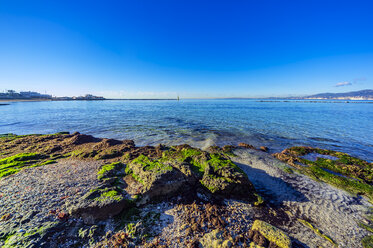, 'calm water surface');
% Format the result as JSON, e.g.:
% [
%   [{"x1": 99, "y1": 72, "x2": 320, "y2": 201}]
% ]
[{"x1": 1, "y1": 100, "x2": 372, "y2": 161}]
